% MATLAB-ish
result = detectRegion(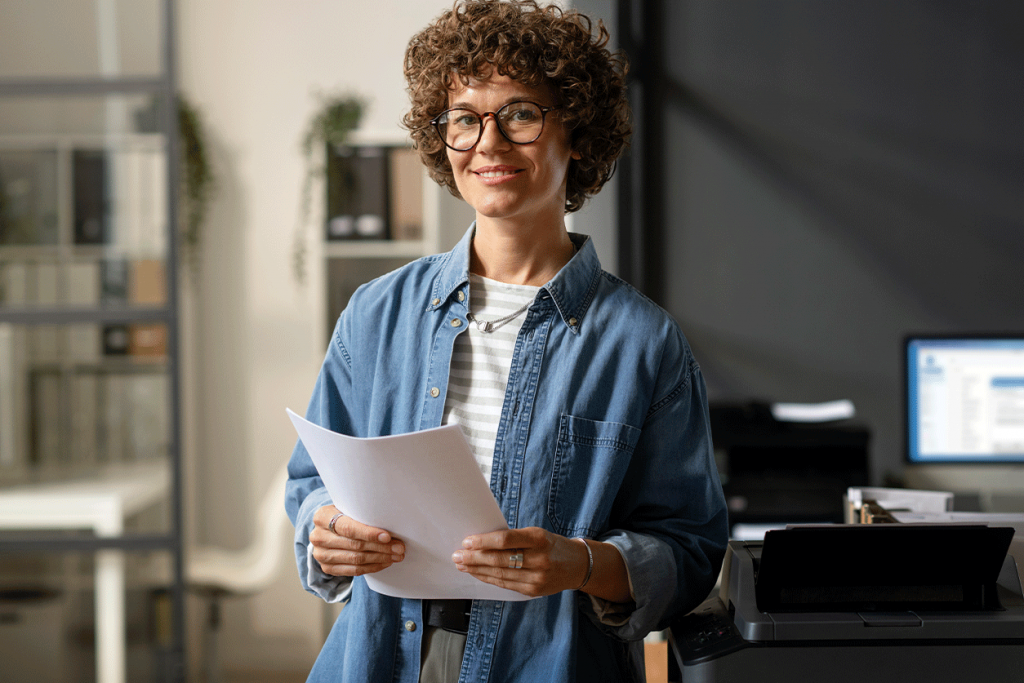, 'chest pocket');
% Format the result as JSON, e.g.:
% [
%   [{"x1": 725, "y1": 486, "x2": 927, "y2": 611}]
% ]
[{"x1": 547, "y1": 414, "x2": 642, "y2": 538}]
